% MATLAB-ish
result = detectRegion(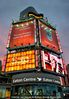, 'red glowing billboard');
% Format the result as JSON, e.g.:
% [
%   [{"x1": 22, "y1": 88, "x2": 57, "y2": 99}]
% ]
[
  {"x1": 6, "y1": 50, "x2": 36, "y2": 72},
  {"x1": 9, "y1": 20, "x2": 35, "y2": 48},
  {"x1": 41, "y1": 51, "x2": 64, "y2": 74},
  {"x1": 39, "y1": 21, "x2": 60, "y2": 52}
]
